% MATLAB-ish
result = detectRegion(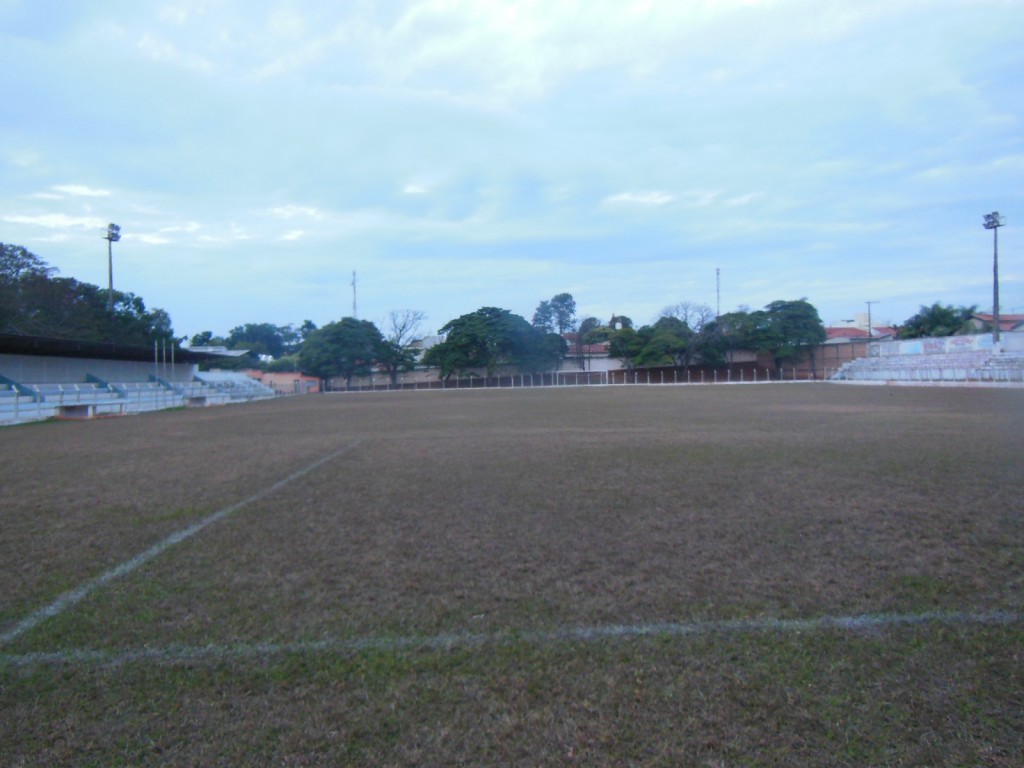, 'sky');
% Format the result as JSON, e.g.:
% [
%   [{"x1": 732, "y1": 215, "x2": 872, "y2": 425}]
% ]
[{"x1": 2, "y1": 0, "x2": 1022, "y2": 342}]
